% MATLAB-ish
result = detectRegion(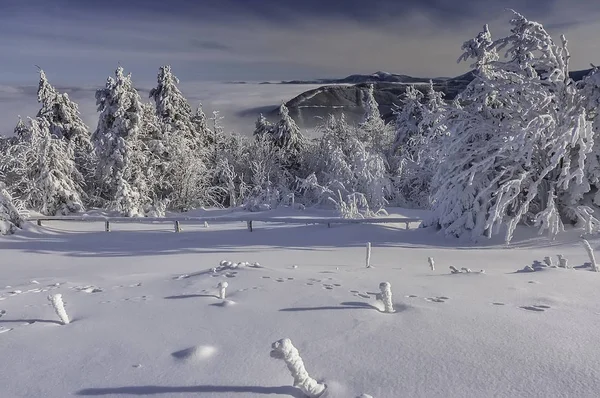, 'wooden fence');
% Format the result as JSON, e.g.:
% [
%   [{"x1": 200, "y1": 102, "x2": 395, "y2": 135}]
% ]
[{"x1": 28, "y1": 215, "x2": 423, "y2": 233}]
